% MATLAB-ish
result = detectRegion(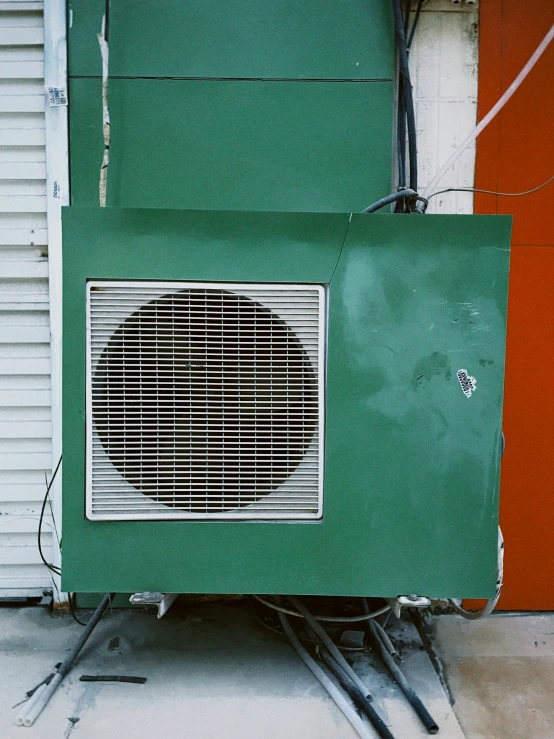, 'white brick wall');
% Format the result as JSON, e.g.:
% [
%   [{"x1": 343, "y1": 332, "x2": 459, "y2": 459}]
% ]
[{"x1": 409, "y1": 0, "x2": 479, "y2": 213}]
